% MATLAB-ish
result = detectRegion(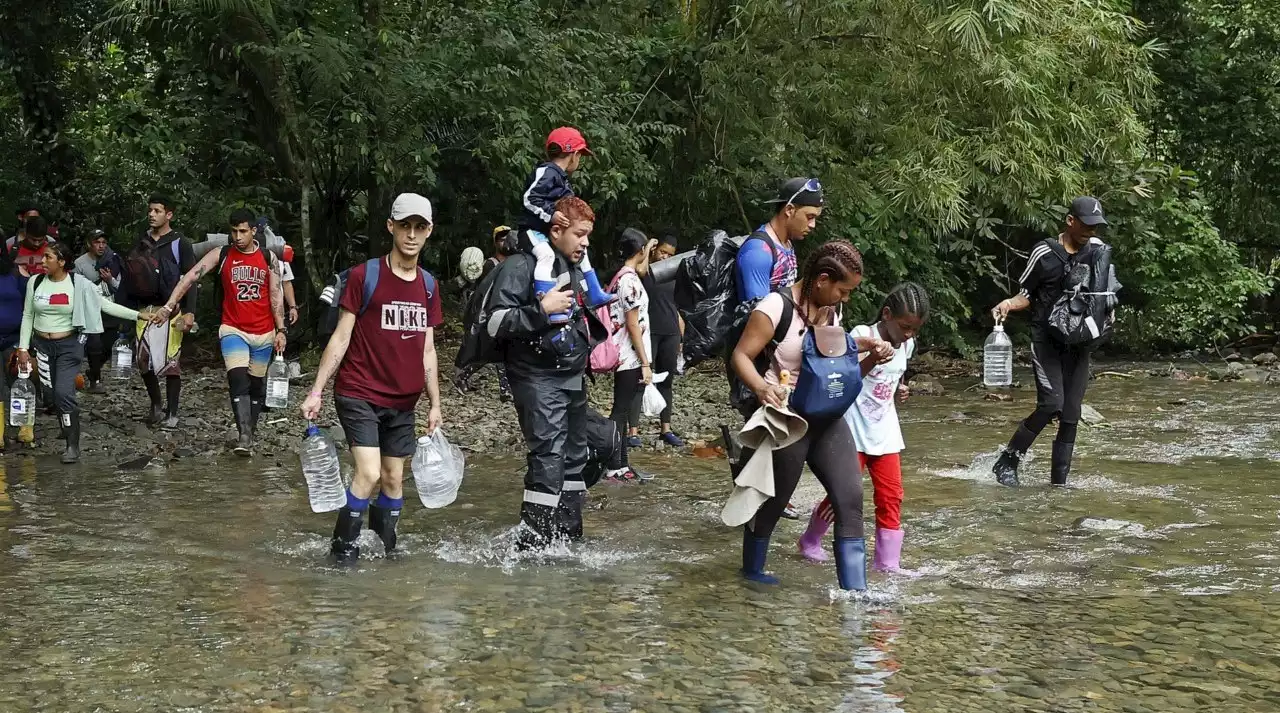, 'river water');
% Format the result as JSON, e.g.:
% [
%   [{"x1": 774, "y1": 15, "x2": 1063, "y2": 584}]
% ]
[{"x1": 2, "y1": 370, "x2": 1278, "y2": 712}]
